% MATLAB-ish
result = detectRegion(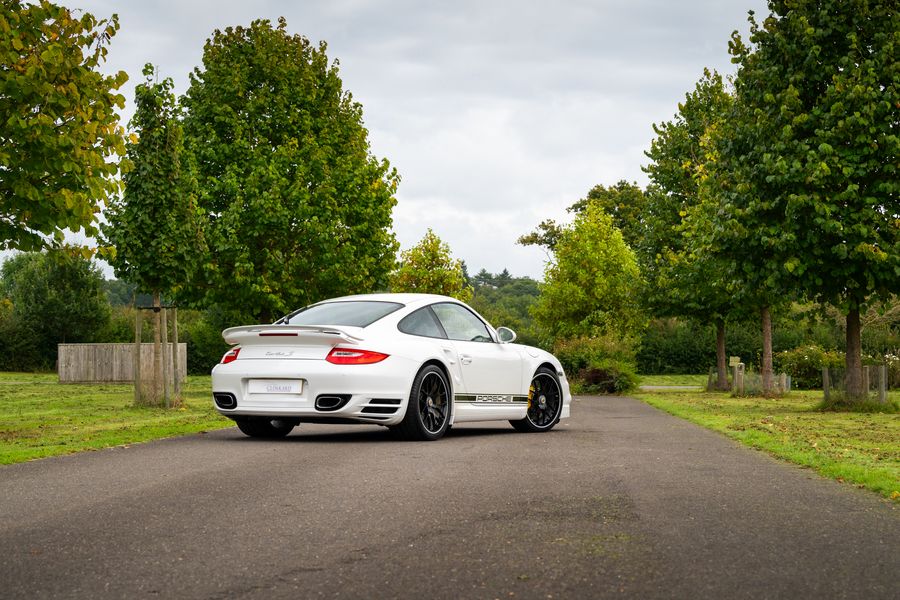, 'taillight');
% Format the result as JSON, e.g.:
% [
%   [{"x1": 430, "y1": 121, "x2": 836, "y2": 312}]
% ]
[
  {"x1": 326, "y1": 348, "x2": 389, "y2": 365},
  {"x1": 221, "y1": 347, "x2": 241, "y2": 364}
]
